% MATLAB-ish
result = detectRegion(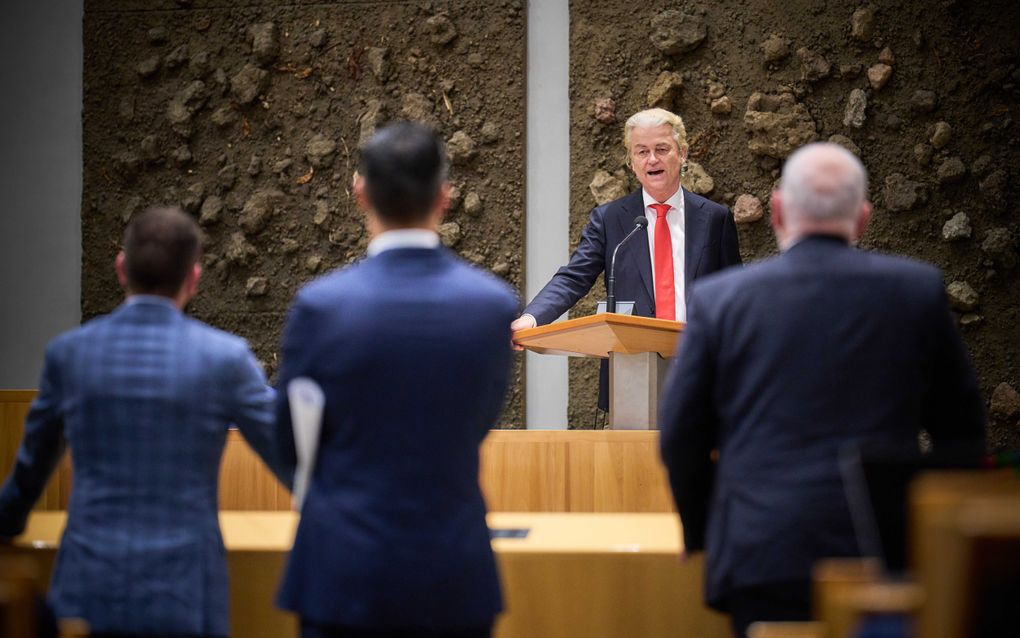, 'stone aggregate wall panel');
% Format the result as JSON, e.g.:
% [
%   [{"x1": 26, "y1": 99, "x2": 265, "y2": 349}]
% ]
[
  {"x1": 83, "y1": 0, "x2": 526, "y2": 425},
  {"x1": 570, "y1": 0, "x2": 1019, "y2": 448}
]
